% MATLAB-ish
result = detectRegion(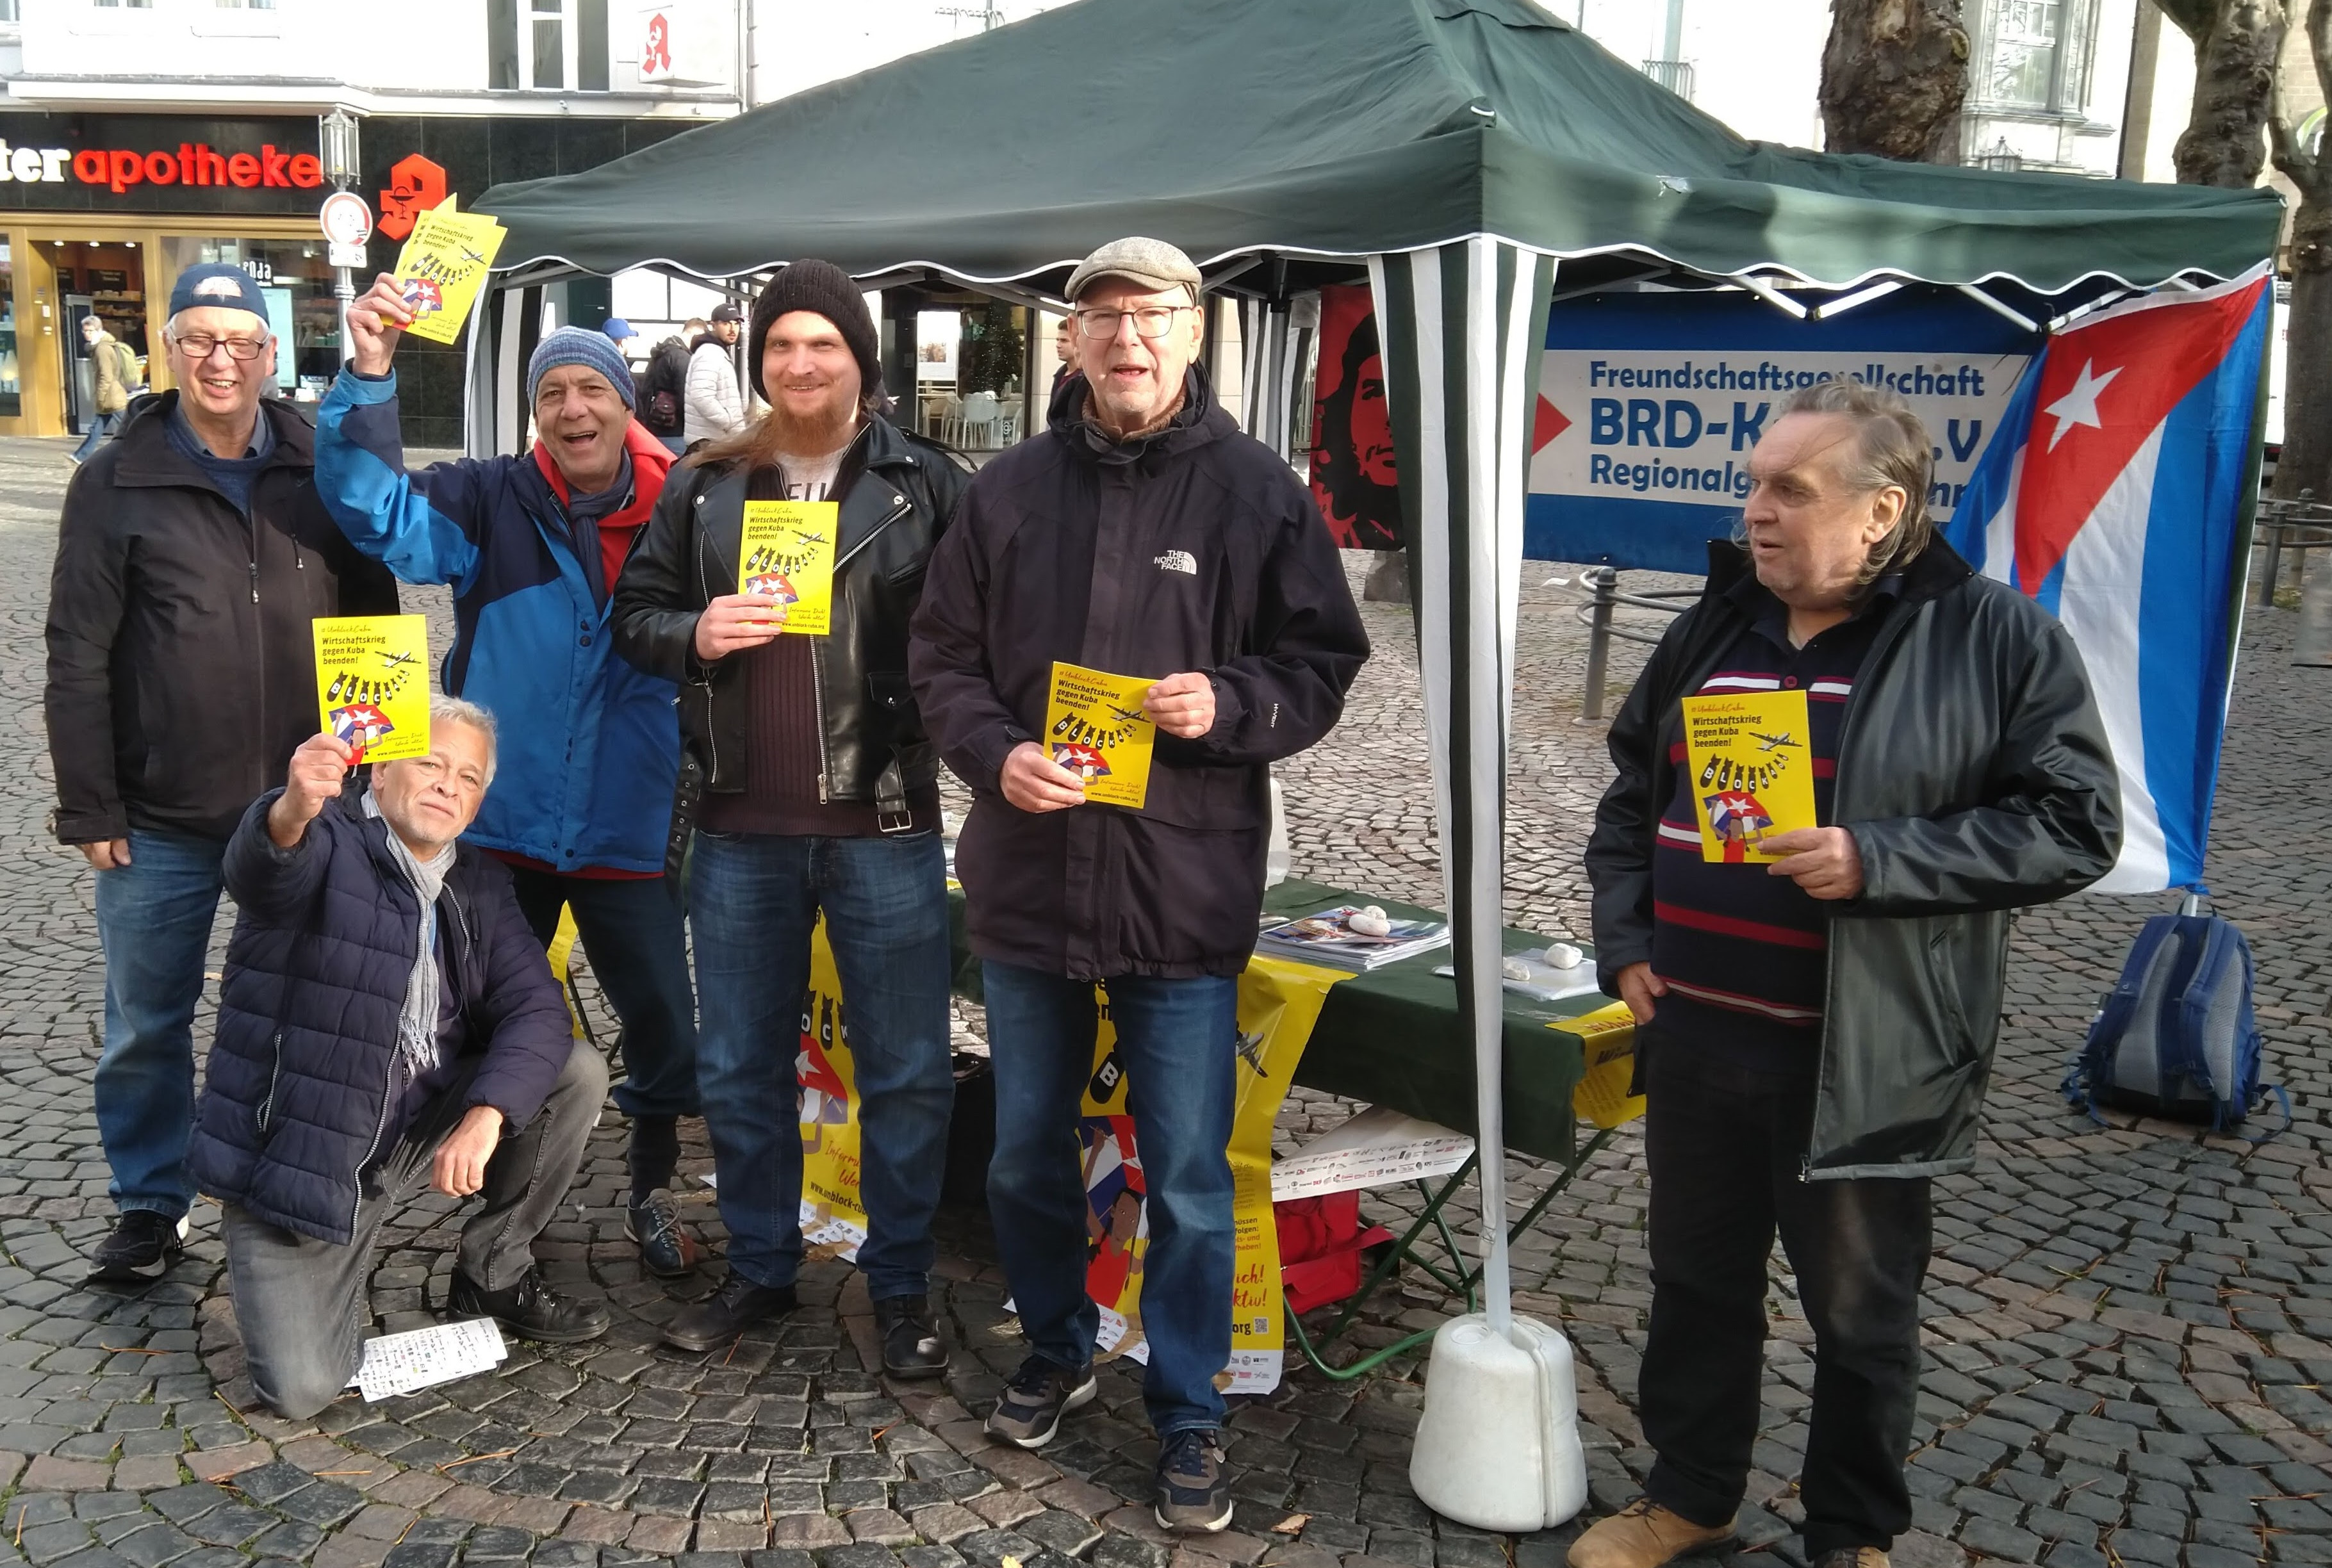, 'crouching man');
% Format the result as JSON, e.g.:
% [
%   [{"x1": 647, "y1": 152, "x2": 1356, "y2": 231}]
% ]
[{"x1": 190, "y1": 700, "x2": 611, "y2": 1420}]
